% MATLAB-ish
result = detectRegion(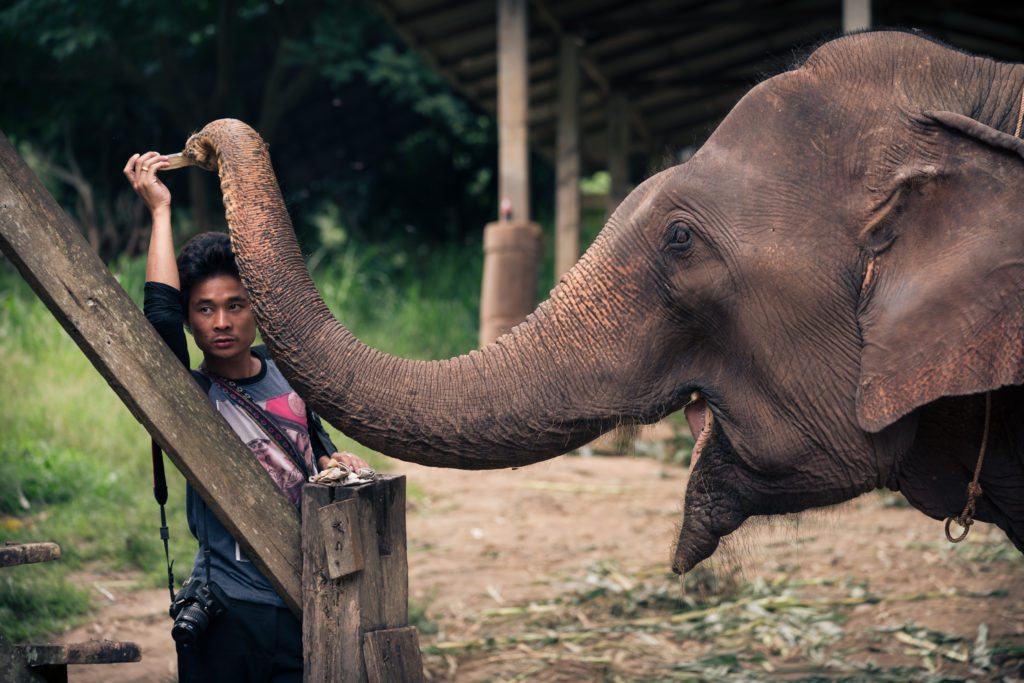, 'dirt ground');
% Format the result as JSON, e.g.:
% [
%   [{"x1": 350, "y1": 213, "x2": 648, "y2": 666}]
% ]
[{"x1": 59, "y1": 433, "x2": 1023, "y2": 682}]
